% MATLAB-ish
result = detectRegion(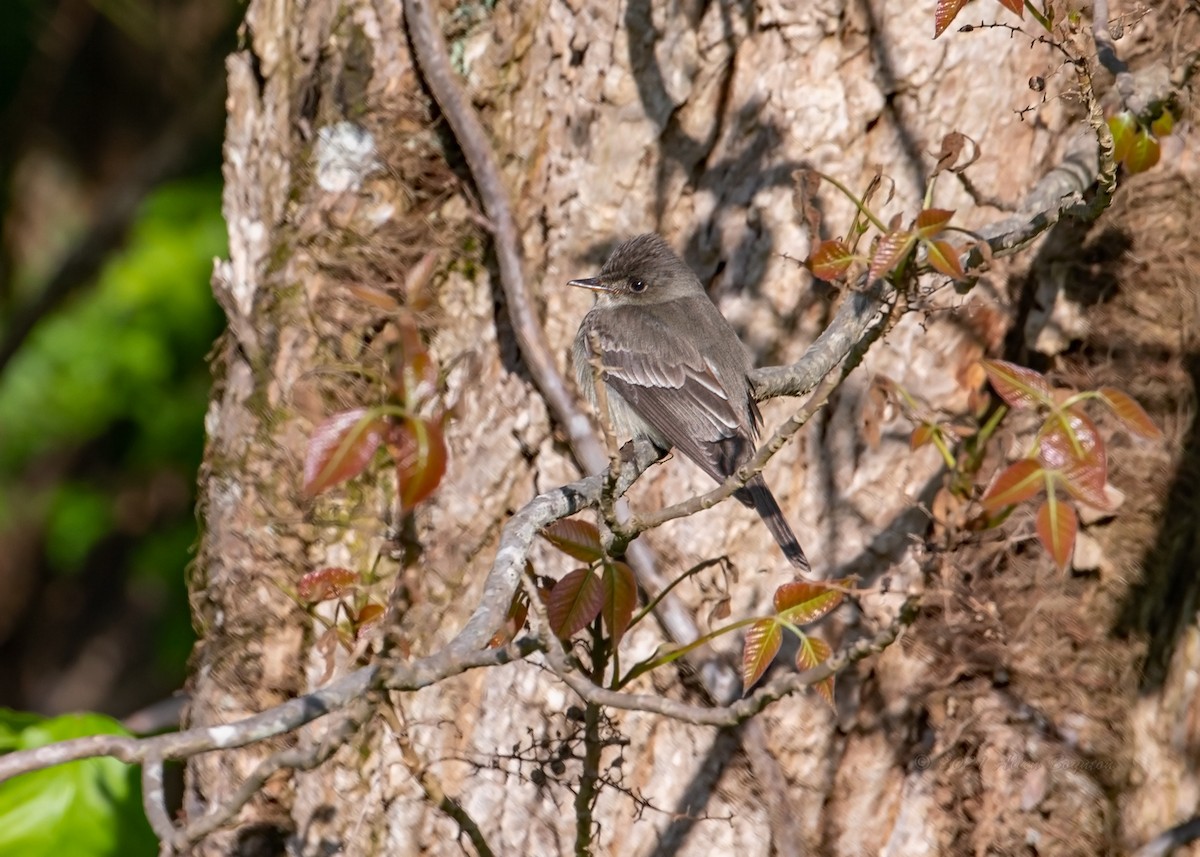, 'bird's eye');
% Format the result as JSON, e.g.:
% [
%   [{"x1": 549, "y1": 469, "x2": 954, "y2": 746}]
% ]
[{"x1": 629, "y1": 279, "x2": 646, "y2": 293}]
